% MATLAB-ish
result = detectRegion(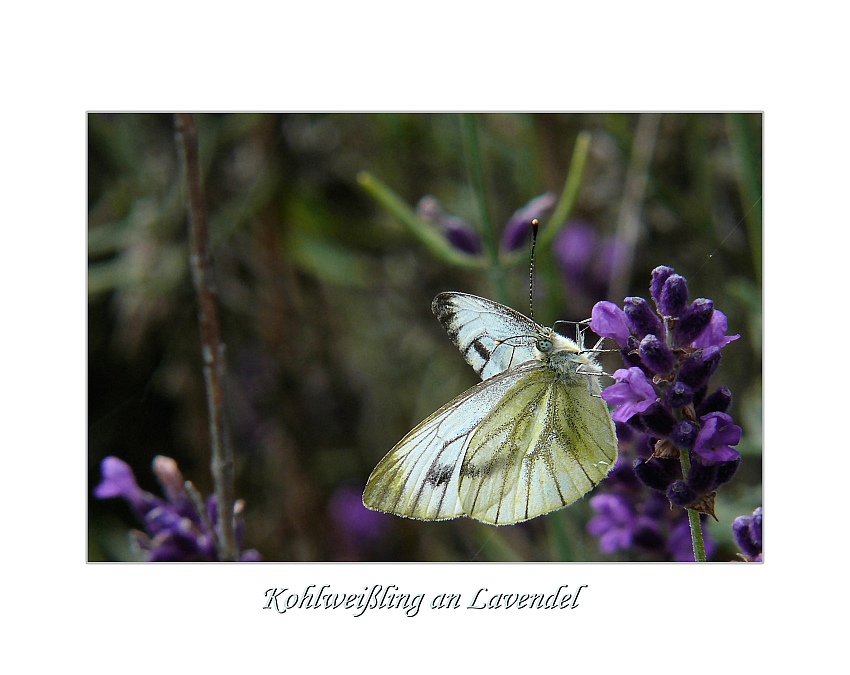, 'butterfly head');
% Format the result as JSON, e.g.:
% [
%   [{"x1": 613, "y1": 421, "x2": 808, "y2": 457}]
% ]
[{"x1": 535, "y1": 326, "x2": 599, "y2": 379}]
